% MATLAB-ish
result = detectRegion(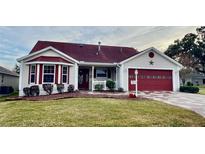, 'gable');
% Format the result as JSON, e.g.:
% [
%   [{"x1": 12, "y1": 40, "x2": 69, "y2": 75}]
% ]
[
  {"x1": 123, "y1": 48, "x2": 181, "y2": 70},
  {"x1": 24, "y1": 48, "x2": 75, "y2": 64}
]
